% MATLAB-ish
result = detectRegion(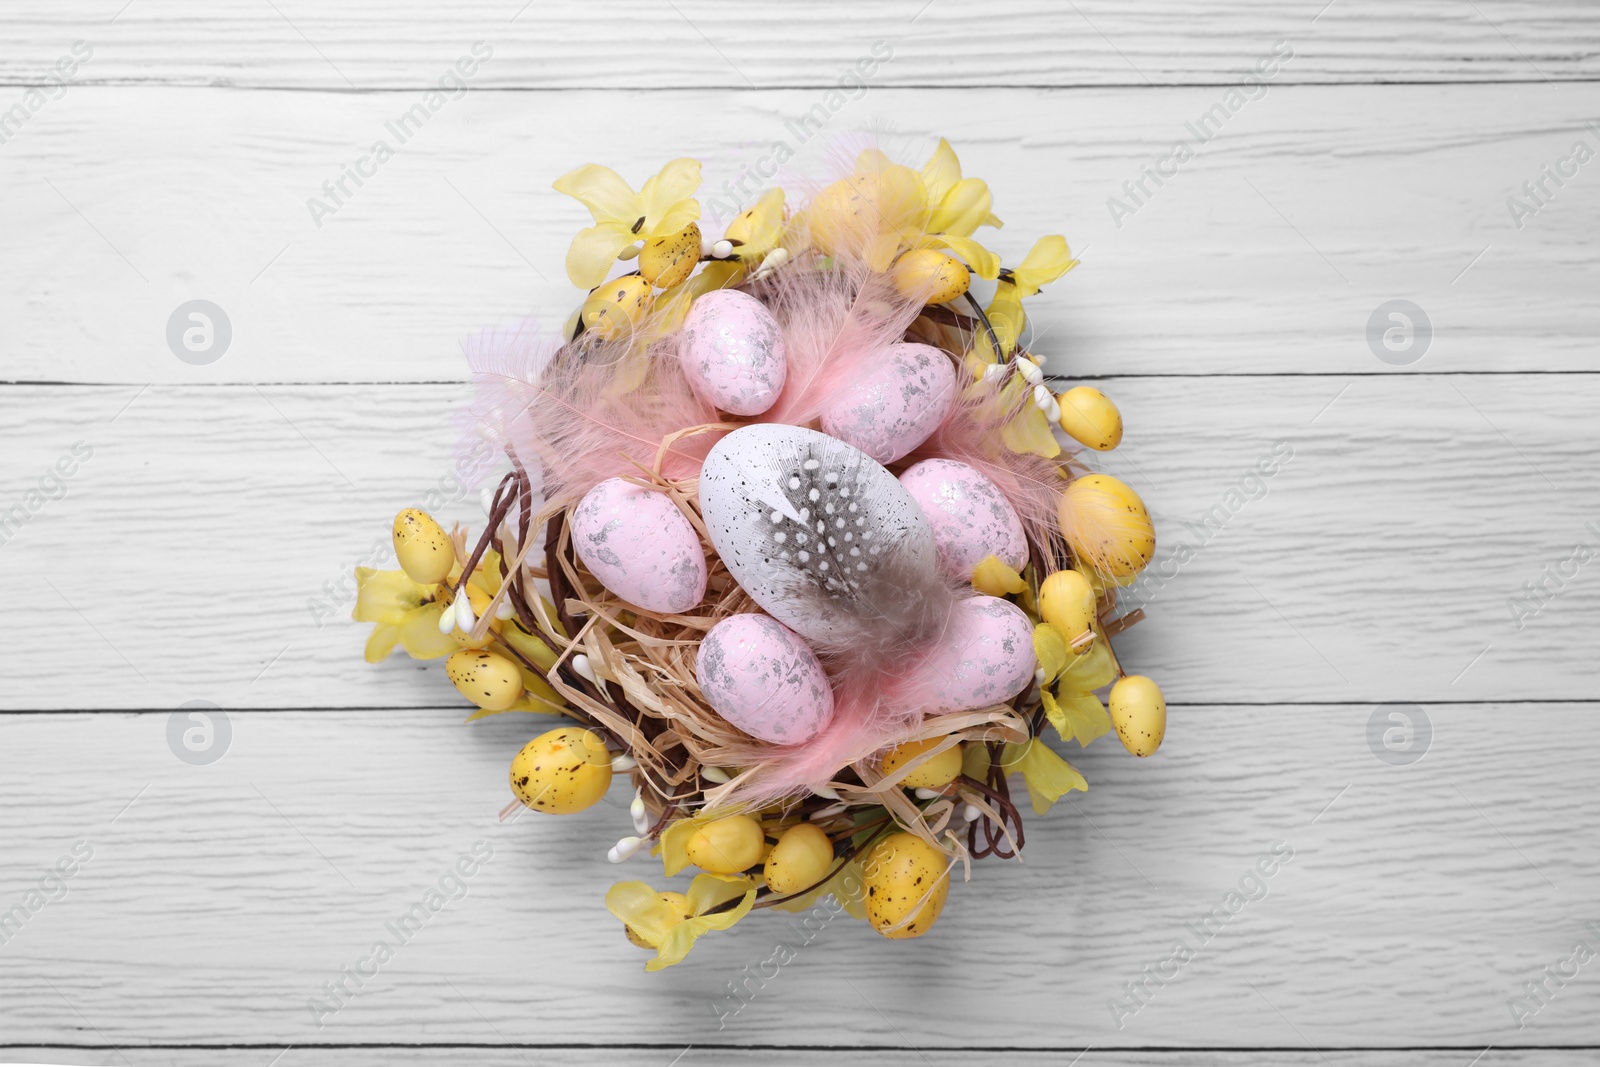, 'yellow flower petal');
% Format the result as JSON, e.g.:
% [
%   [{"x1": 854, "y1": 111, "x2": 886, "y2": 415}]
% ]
[
  {"x1": 1033, "y1": 623, "x2": 1069, "y2": 684},
  {"x1": 363, "y1": 622, "x2": 403, "y2": 664},
  {"x1": 1000, "y1": 400, "x2": 1061, "y2": 458},
  {"x1": 605, "y1": 880, "x2": 680, "y2": 948},
  {"x1": 929, "y1": 178, "x2": 995, "y2": 238},
  {"x1": 920, "y1": 138, "x2": 962, "y2": 202},
  {"x1": 564, "y1": 224, "x2": 637, "y2": 290},
  {"x1": 1059, "y1": 639, "x2": 1117, "y2": 691},
  {"x1": 1045, "y1": 687, "x2": 1113, "y2": 747},
  {"x1": 927, "y1": 232, "x2": 1000, "y2": 280},
  {"x1": 687, "y1": 872, "x2": 757, "y2": 916},
  {"x1": 646, "y1": 874, "x2": 757, "y2": 971},
  {"x1": 1002, "y1": 738, "x2": 1087, "y2": 815},
  {"x1": 638, "y1": 158, "x2": 703, "y2": 234},
  {"x1": 982, "y1": 282, "x2": 1026, "y2": 360},
  {"x1": 655, "y1": 814, "x2": 709, "y2": 877},
  {"x1": 1011, "y1": 235, "x2": 1078, "y2": 296},
  {"x1": 972, "y1": 555, "x2": 1028, "y2": 597},
  {"x1": 398, "y1": 602, "x2": 458, "y2": 660},
  {"x1": 352, "y1": 567, "x2": 426, "y2": 625},
  {"x1": 553, "y1": 163, "x2": 640, "y2": 225}
]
